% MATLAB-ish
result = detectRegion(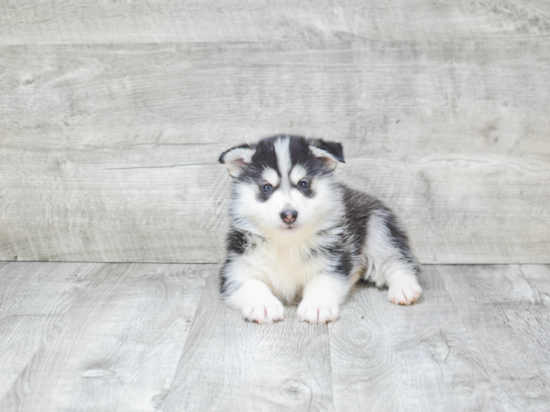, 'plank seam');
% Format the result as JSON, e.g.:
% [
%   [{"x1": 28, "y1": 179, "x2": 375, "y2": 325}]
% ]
[
  {"x1": 434, "y1": 265, "x2": 514, "y2": 411},
  {"x1": 159, "y1": 265, "x2": 219, "y2": 410}
]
